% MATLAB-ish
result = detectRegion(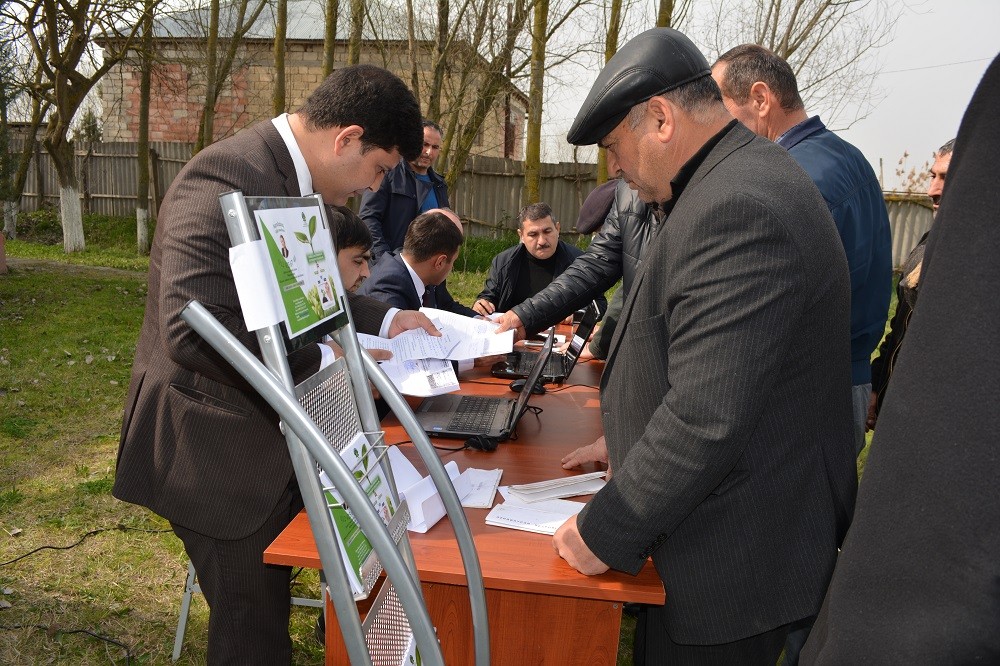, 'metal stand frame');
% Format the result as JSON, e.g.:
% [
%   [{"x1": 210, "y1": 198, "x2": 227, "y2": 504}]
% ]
[{"x1": 170, "y1": 192, "x2": 489, "y2": 665}]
